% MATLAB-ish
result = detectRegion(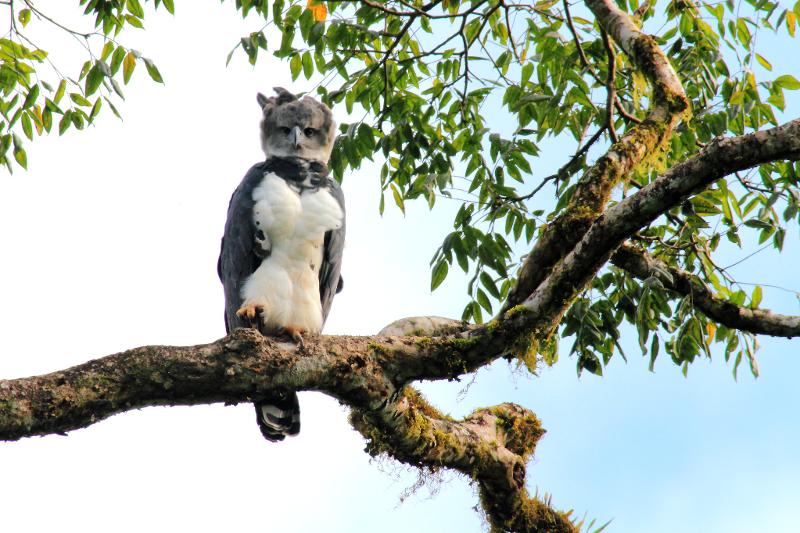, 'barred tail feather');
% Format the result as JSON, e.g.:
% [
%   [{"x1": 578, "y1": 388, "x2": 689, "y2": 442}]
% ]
[{"x1": 254, "y1": 392, "x2": 300, "y2": 442}]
